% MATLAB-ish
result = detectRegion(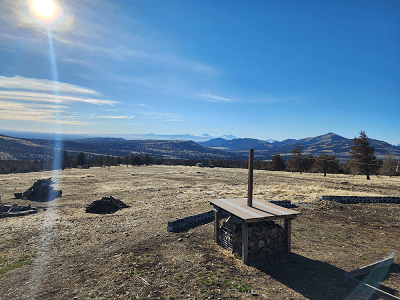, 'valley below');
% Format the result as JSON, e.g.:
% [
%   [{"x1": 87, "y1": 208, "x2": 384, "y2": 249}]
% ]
[{"x1": 0, "y1": 165, "x2": 400, "y2": 299}]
